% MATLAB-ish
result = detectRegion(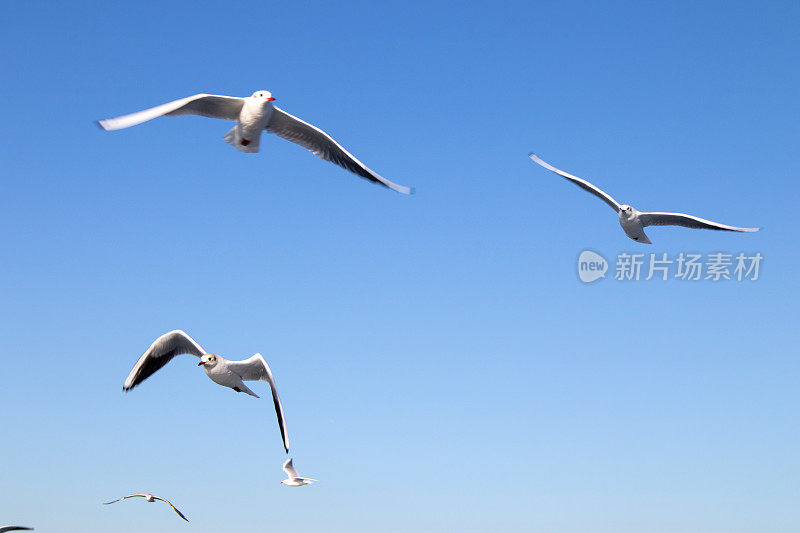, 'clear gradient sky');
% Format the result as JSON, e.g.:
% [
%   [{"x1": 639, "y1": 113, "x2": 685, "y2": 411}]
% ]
[{"x1": 1, "y1": 1, "x2": 798, "y2": 532}]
